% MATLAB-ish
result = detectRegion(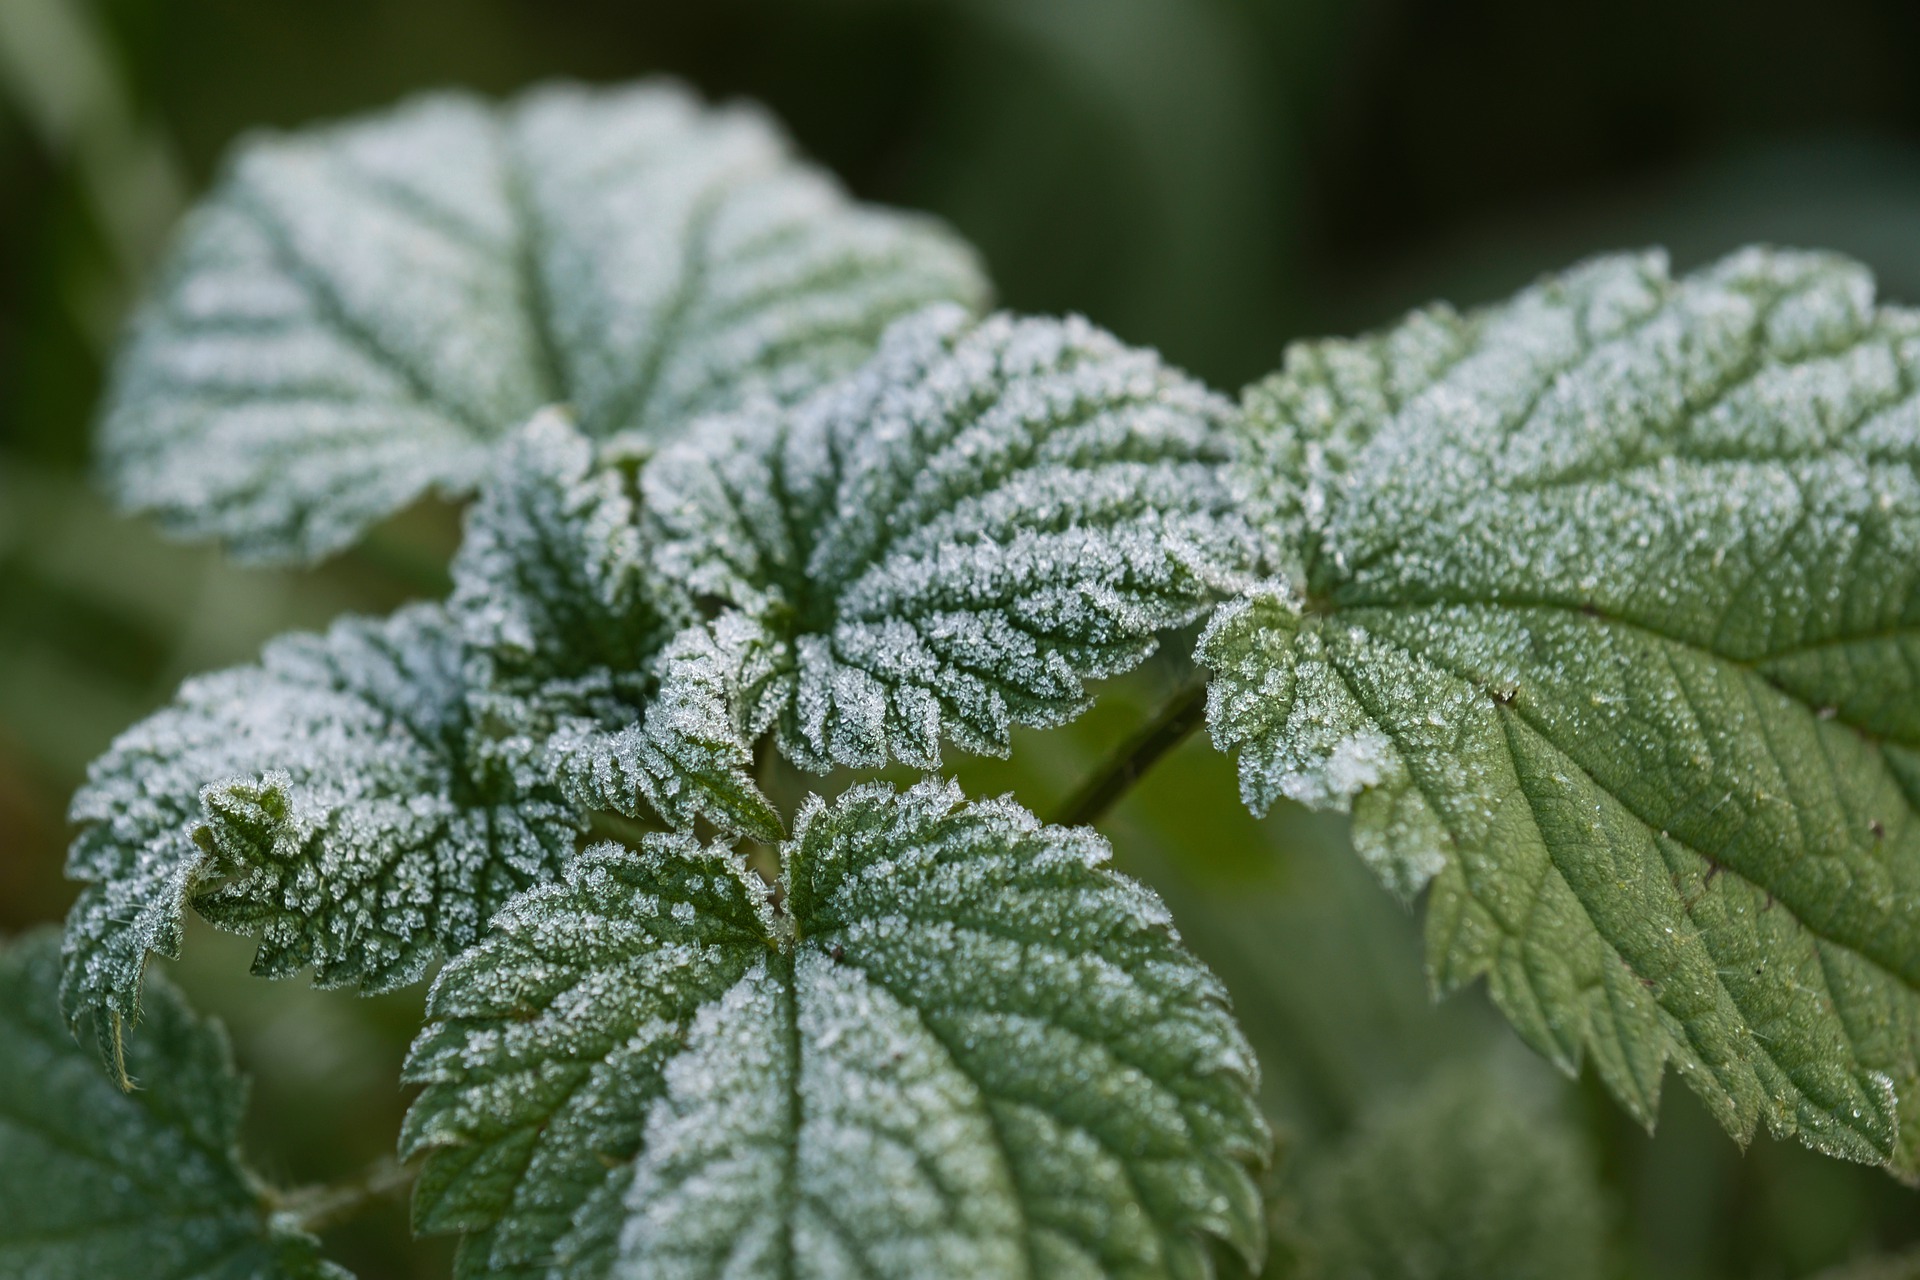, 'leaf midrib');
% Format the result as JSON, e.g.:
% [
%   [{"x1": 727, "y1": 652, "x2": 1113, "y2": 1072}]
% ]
[
  {"x1": 1323, "y1": 608, "x2": 1920, "y2": 1001},
  {"x1": 1344, "y1": 595, "x2": 1920, "y2": 749},
  {"x1": 1318, "y1": 644, "x2": 1898, "y2": 1156}
]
